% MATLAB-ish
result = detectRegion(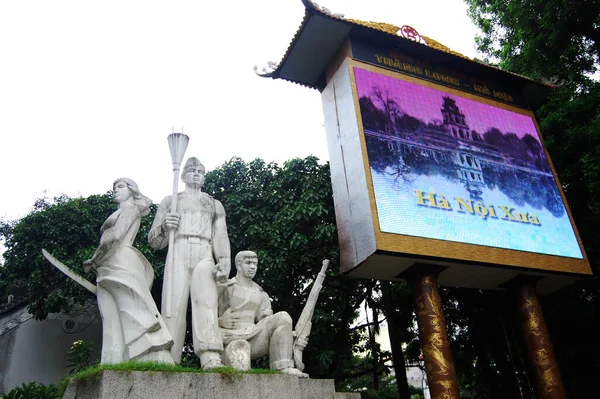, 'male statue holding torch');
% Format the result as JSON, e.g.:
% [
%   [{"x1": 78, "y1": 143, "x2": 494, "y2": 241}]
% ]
[{"x1": 149, "y1": 157, "x2": 231, "y2": 368}]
